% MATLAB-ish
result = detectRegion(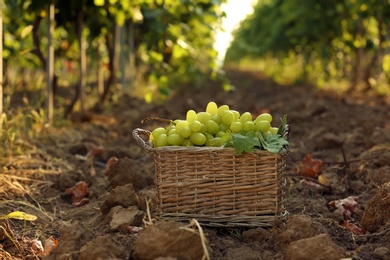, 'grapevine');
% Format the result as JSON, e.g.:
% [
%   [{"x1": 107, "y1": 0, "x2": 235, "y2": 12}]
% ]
[{"x1": 149, "y1": 101, "x2": 289, "y2": 154}]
